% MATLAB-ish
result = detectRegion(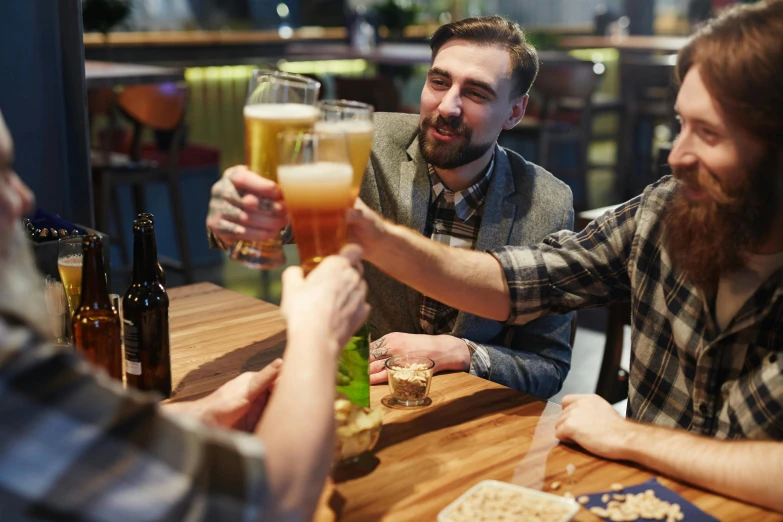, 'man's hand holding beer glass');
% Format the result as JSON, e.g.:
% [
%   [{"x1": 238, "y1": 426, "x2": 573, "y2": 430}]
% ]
[{"x1": 207, "y1": 165, "x2": 289, "y2": 246}]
